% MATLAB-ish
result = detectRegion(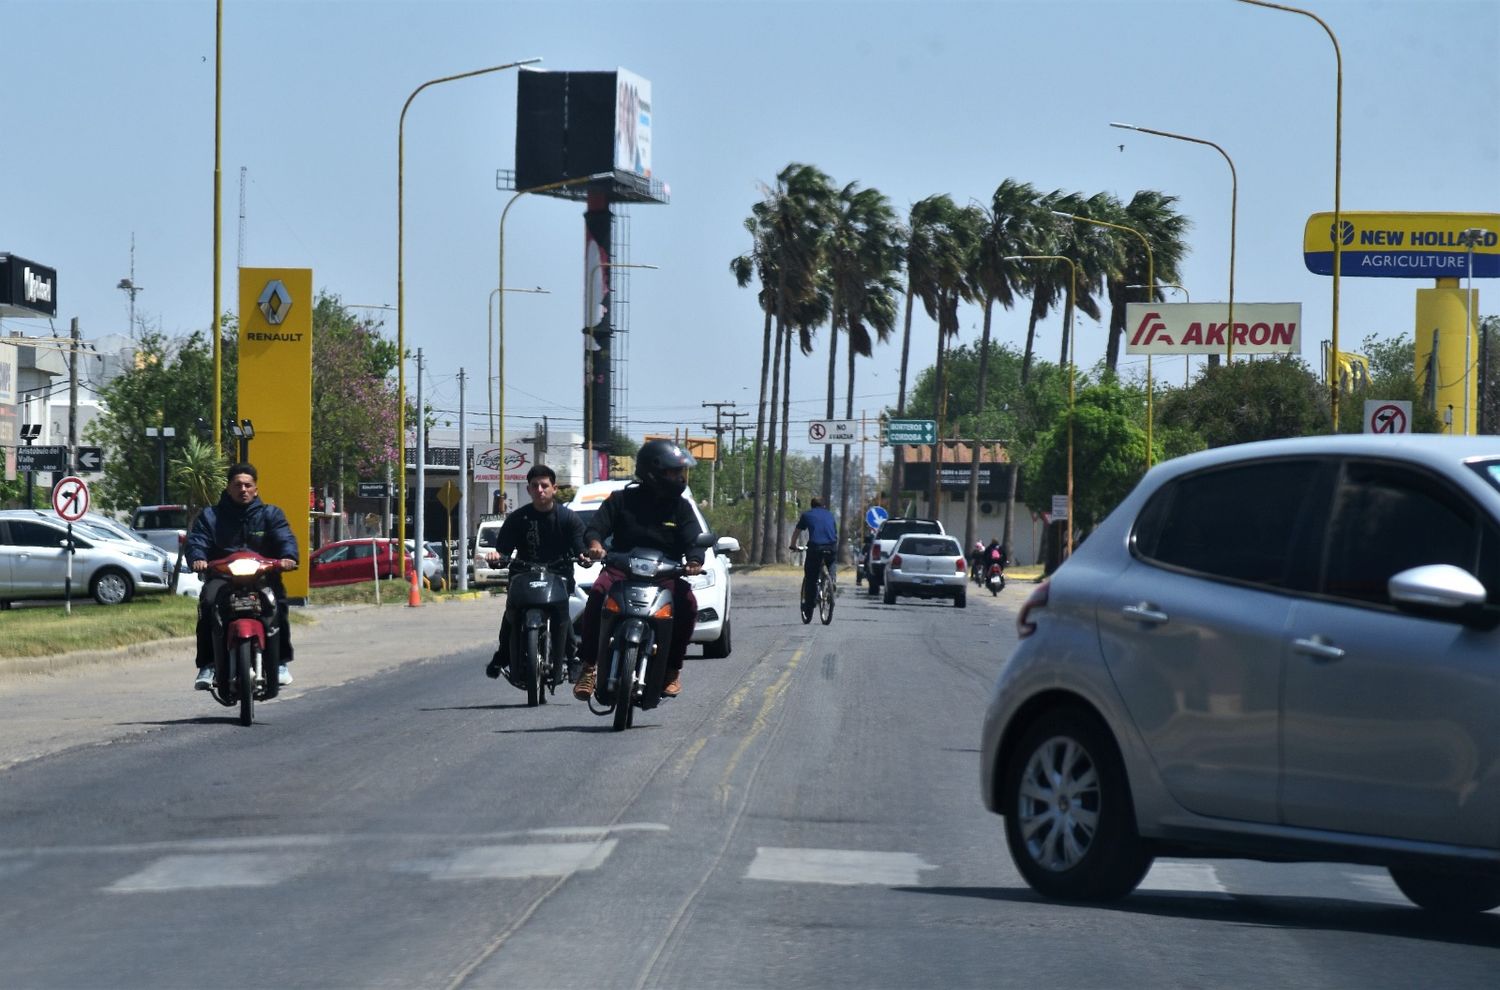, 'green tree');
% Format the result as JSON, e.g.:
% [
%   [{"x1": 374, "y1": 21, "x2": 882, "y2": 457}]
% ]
[
  {"x1": 1020, "y1": 379, "x2": 1149, "y2": 535},
  {"x1": 309, "y1": 293, "x2": 401, "y2": 497},
  {"x1": 1334, "y1": 331, "x2": 1443, "y2": 434},
  {"x1": 1103, "y1": 190, "x2": 1191, "y2": 372},
  {"x1": 1157, "y1": 356, "x2": 1331, "y2": 448}
]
